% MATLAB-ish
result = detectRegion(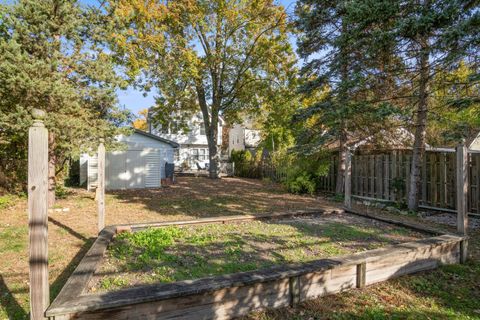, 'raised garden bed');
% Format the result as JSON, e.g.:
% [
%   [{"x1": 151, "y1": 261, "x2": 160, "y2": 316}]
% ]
[
  {"x1": 46, "y1": 209, "x2": 467, "y2": 320},
  {"x1": 89, "y1": 212, "x2": 424, "y2": 292}
]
